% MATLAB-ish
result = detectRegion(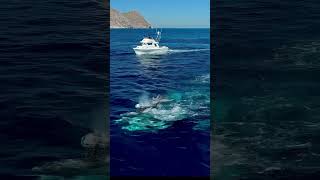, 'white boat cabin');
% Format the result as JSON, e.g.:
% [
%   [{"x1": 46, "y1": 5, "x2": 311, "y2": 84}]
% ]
[{"x1": 140, "y1": 37, "x2": 160, "y2": 48}]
